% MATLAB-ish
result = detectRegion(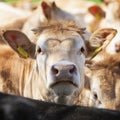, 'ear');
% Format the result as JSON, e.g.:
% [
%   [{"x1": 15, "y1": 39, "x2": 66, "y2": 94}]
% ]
[
  {"x1": 3, "y1": 30, "x2": 35, "y2": 59},
  {"x1": 88, "y1": 5, "x2": 105, "y2": 20},
  {"x1": 87, "y1": 28, "x2": 117, "y2": 58},
  {"x1": 41, "y1": 1, "x2": 57, "y2": 20},
  {"x1": 41, "y1": 1, "x2": 51, "y2": 20},
  {"x1": 89, "y1": 28, "x2": 117, "y2": 49}
]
